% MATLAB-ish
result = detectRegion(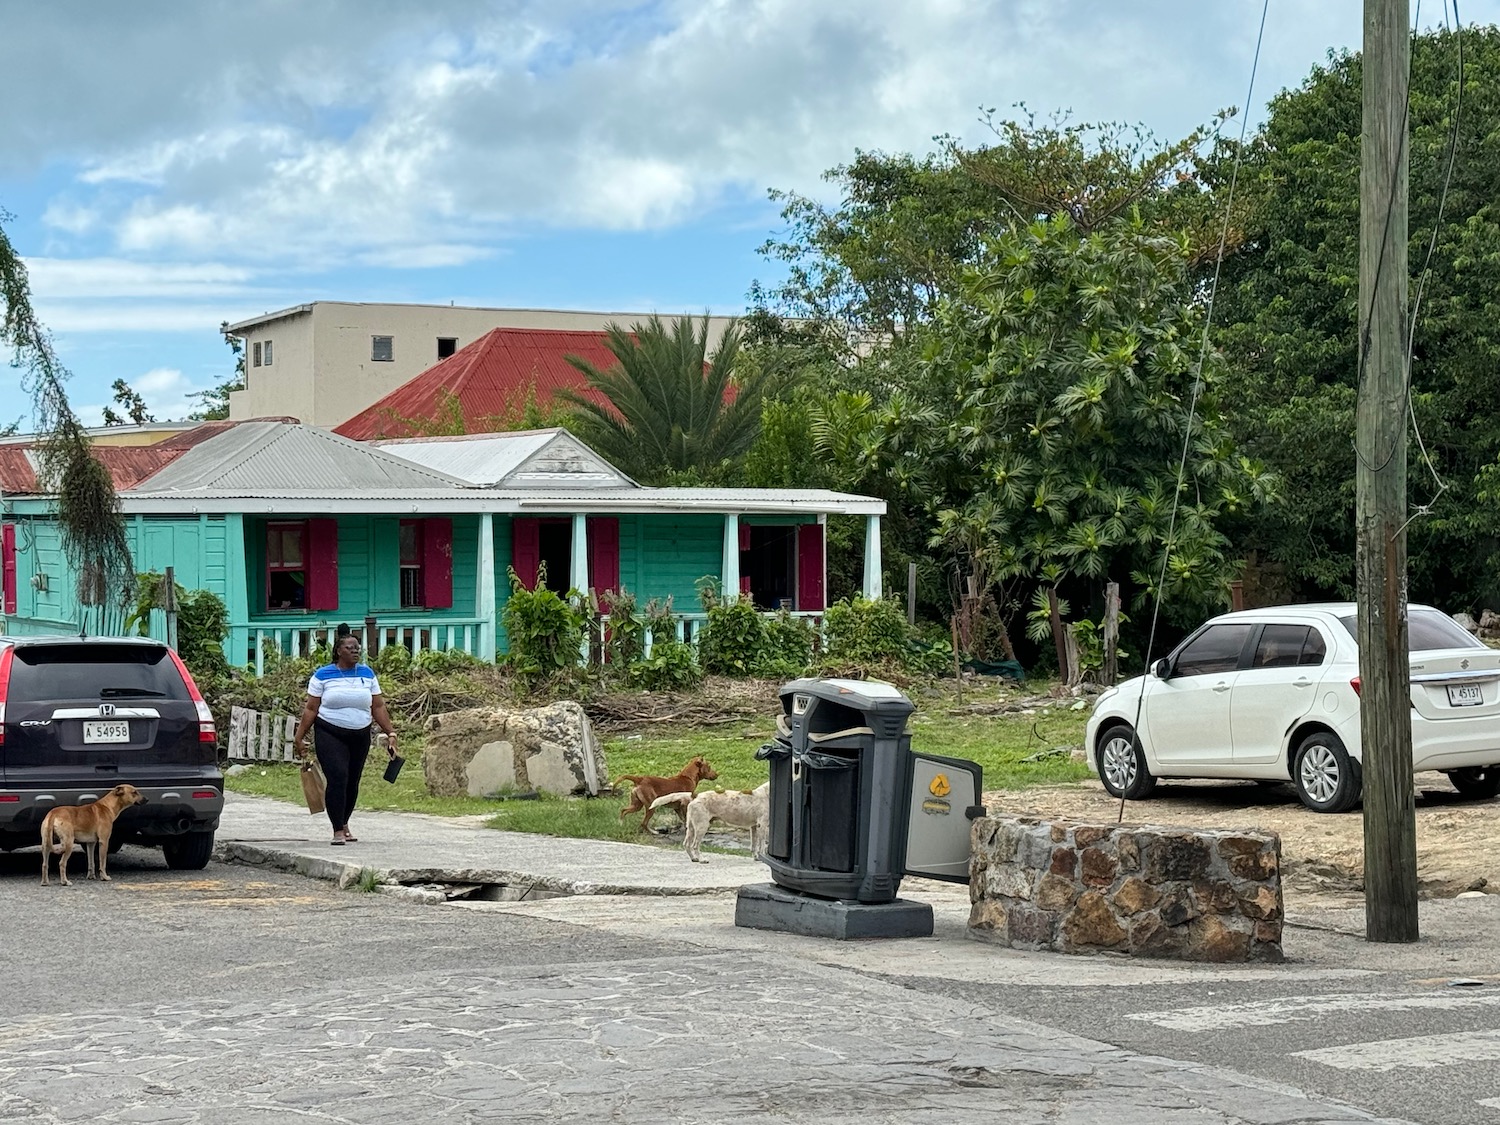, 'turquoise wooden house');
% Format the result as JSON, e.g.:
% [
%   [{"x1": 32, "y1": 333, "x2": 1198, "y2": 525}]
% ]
[{"x1": 0, "y1": 422, "x2": 886, "y2": 671}]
